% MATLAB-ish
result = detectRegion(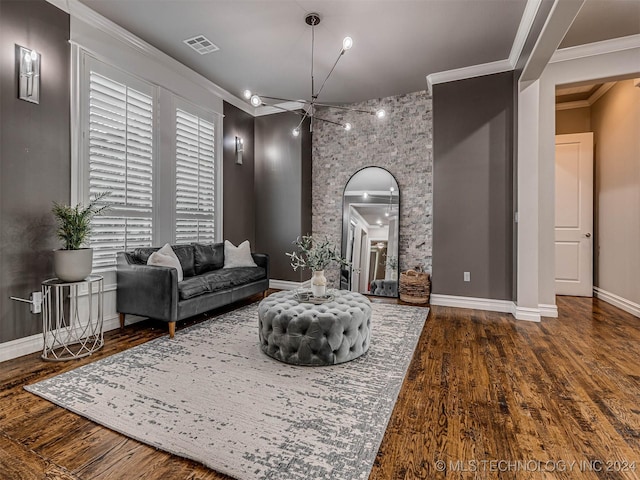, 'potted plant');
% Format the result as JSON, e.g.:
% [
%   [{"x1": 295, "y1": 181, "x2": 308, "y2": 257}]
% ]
[
  {"x1": 52, "y1": 192, "x2": 110, "y2": 282},
  {"x1": 385, "y1": 255, "x2": 398, "y2": 280},
  {"x1": 286, "y1": 235, "x2": 350, "y2": 297}
]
